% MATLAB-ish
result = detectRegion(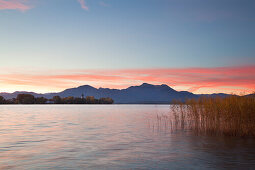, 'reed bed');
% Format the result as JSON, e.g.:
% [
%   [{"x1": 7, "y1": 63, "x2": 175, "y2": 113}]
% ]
[{"x1": 170, "y1": 95, "x2": 255, "y2": 137}]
